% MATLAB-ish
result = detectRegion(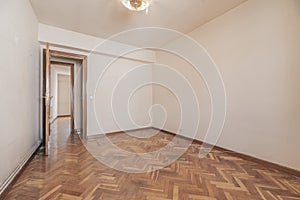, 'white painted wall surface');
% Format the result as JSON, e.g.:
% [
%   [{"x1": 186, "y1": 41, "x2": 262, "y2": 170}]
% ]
[
  {"x1": 87, "y1": 57, "x2": 153, "y2": 135},
  {"x1": 152, "y1": 51, "x2": 211, "y2": 139},
  {"x1": 0, "y1": 0, "x2": 40, "y2": 190},
  {"x1": 153, "y1": 0, "x2": 300, "y2": 170},
  {"x1": 57, "y1": 75, "x2": 71, "y2": 116}
]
